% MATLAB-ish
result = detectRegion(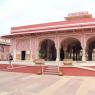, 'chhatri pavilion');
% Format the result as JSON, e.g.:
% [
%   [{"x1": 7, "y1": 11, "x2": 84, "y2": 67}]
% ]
[{"x1": 2, "y1": 12, "x2": 95, "y2": 62}]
